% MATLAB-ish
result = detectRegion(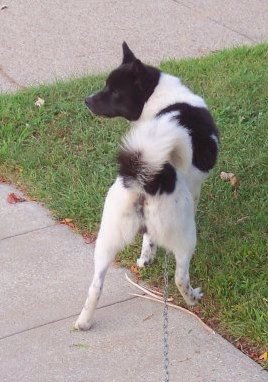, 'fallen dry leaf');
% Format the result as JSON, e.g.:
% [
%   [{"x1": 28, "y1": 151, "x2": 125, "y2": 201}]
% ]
[
  {"x1": 234, "y1": 339, "x2": 261, "y2": 362},
  {"x1": 34, "y1": 97, "x2": 45, "y2": 107},
  {"x1": 259, "y1": 351, "x2": 268, "y2": 361},
  {"x1": 83, "y1": 232, "x2": 97, "y2": 244},
  {"x1": 220, "y1": 171, "x2": 240, "y2": 198},
  {"x1": 0, "y1": 176, "x2": 8, "y2": 183},
  {"x1": 64, "y1": 218, "x2": 73, "y2": 223},
  {"x1": 7, "y1": 193, "x2": 26, "y2": 204},
  {"x1": 60, "y1": 218, "x2": 75, "y2": 228},
  {"x1": 130, "y1": 264, "x2": 141, "y2": 279}
]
